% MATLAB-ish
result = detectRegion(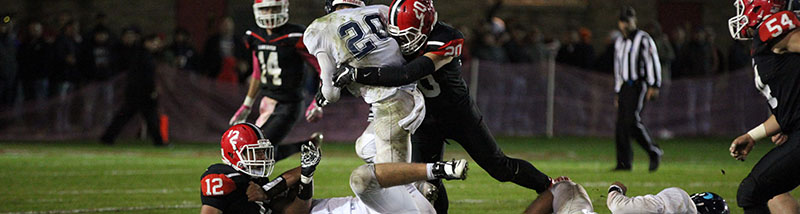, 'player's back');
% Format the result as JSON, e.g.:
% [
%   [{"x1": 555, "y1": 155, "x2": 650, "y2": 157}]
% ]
[{"x1": 305, "y1": 5, "x2": 412, "y2": 104}]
